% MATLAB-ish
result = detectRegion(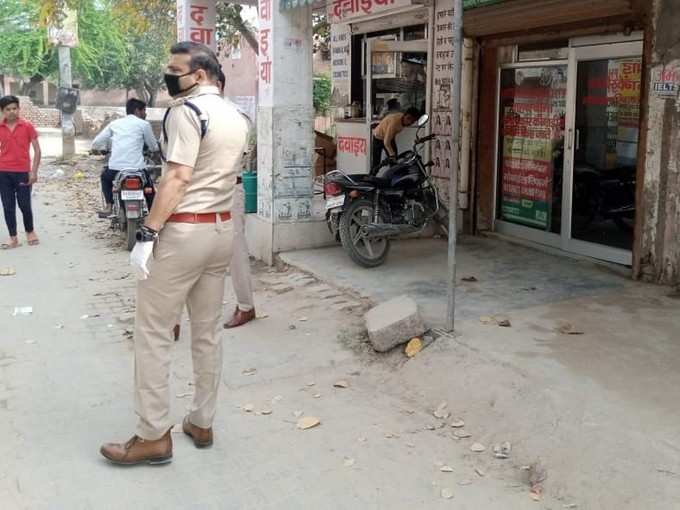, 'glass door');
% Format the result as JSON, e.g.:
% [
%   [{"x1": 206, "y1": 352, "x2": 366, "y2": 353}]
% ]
[
  {"x1": 495, "y1": 63, "x2": 568, "y2": 247},
  {"x1": 562, "y1": 40, "x2": 643, "y2": 265}
]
